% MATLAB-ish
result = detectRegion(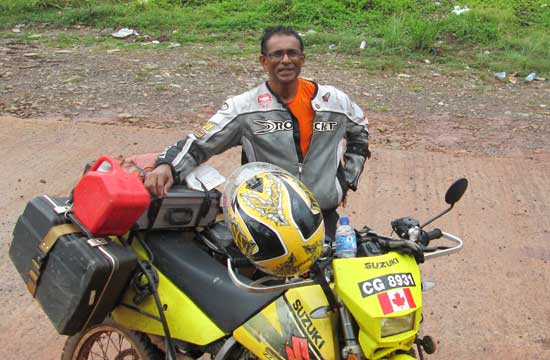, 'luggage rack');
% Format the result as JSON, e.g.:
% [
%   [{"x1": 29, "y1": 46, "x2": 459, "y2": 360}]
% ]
[
  {"x1": 42, "y1": 195, "x2": 99, "y2": 239},
  {"x1": 43, "y1": 195, "x2": 72, "y2": 215}
]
